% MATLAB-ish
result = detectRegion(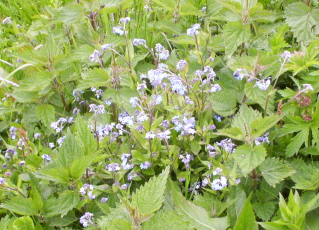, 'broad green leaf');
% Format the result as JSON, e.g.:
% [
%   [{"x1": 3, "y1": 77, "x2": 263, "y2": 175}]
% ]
[
  {"x1": 233, "y1": 193, "x2": 258, "y2": 230},
  {"x1": 258, "y1": 221, "x2": 294, "y2": 230},
  {"x1": 180, "y1": 3, "x2": 204, "y2": 16},
  {"x1": 42, "y1": 198, "x2": 60, "y2": 217},
  {"x1": 35, "y1": 104, "x2": 55, "y2": 128},
  {"x1": 285, "y1": 128, "x2": 309, "y2": 157},
  {"x1": 1, "y1": 197, "x2": 38, "y2": 215},
  {"x1": 108, "y1": 219, "x2": 134, "y2": 230},
  {"x1": 232, "y1": 144, "x2": 266, "y2": 175},
  {"x1": 75, "y1": 116, "x2": 97, "y2": 155},
  {"x1": 58, "y1": 190, "x2": 80, "y2": 217},
  {"x1": 208, "y1": 89, "x2": 237, "y2": 116},
  {"x1": 171, "y1": 181, "x2": 228, "y2": 230},
  {"x1": 152, "y1": 0, "x2": 175, "y2": 11},
  {"x1": 260, "y1": 158, "x2": 295, "y2": 187},
  {"x1": 13, "y1": 216, "x2": 35, "y2": 230},
  {"x1": 143, "y1": 210, "x2": 191, "y2": 230},
  {"x1": 253, "y1": 201, "x2": 277, "y2": 221},
  {"x1": 56, "y1": 4, "x2": 84, "y2": 25},
  {"x1": 36, "y1": 162, "x2": 70, "y2": 183},
  {"x1": 215, "y1": 127, "x2": 244, "y2": 141},
  {"x1": 284, "y1": 2, "x2": 319, "y2": 44},
  {"x1": 18, "y1": 71, "x2": 53, "y2": 92},
  {"x1": 77, "y1": 68, "x2": 110, "y2": 90},
  {"x1": 169, "y1": 35, "x2": 196, "y2": 46},
  {"x1": 58, "y1": 130, "x2": 84, "y2": 168},
  {"x1": 131, "y1": 166, "x2": 169, "y2": 215},
  {"x1": 245, "y1": 82, "x2": 275, "y2": 114},
  {"x1": 286, "y1": 158, "x2": 319, "y2": 190},
  {"x1": 48, "y1": 211, "x2": 77, "y2": 227},
  {"x1": 0, "y1": 216, "x2": 16, "y2": 230},
  {"x1": 223, "y1": 22, "x2": 251, "y2": 58},
  {"x1": 70, "y1": 154, "x2": 95, "y2": 181},
  {"x1": 227, "y1": 185, "x2": 247, "y2": 228},
  {"x1": 251, "y1": 114, "x2": 282, "y2": 139}
]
